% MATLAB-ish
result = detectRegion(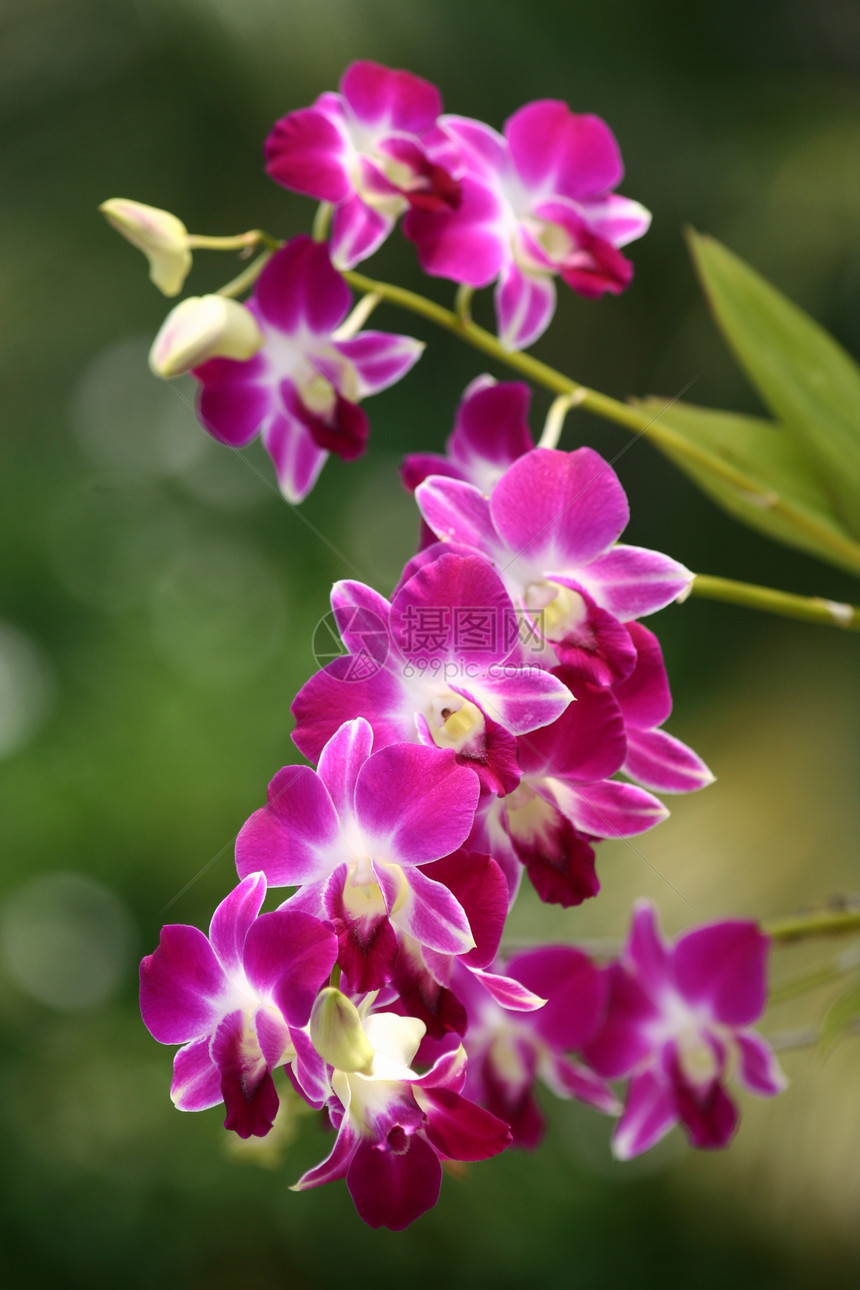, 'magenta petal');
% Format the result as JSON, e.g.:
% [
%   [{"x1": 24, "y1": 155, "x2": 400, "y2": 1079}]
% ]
[
  {"x1": 494, "y1": 261, "x2": 557, "y2": 351},
  {"x1": 421, "y1": 851, "x2": 508, "y2": 969},
  {"x1": 291, "y1": 659, "x2": 412, "y2": 764},
  {"x1": 244, "y1": 909, "x2": 337, "y2": 1026},
  {"x1": 490, "y1": 447, "x2": 629, "y2": 569},
  {"x1": 356, "y1": 742, "x2": 479, "y2": 864},
  {"x1": 264, "y1": 106, "x2": 352, "y2": 202},
  {"x1": 450, "y1": 379, "x2": 535, "y2": 478},
  {"x1": 551, "y1": 778, "x2": 669, "y2": 837},
  {"x1": 171, "y1": 1037, "x2": 222, "y2": 1111},
  {"x1": 516, "y1": 682, "x2": 626, "y2": 783},
  {"x1": 404, "y1": 176, "x2": 506, "y2": 286},
  {"x1": 347, "y1": 1131, "x2": 442, "y2": 1230},
  {"x1": 290, "y1": 1026, "x2": 332, "y2": 1108},
  {"x1": 672, "y1": 922, "x2": 769, "y2": 1026},
  {"x1": 415, "y1": 477, "x2": 500, "y2": 553},
  {"x1": 400, "y1": 451, "x2": 463, "y2": 494},
  {"x1": 295, "y1": 1116, "x2": 359, "y2": 1191},
  {"x1": 340, "y1": 61, "x2": 442, "y2": 134},
  {"x1": 330, "y1": 580, "x2": 392, "y2": 660},
  {"x1": 420, "y1": 1087, "x2": 512, "y2": 1161},
  {"x1": 330, "y1": 194, "x2": 394, "y2": 270},
  {"x1": 505, "y1": 102, "x2": 623, "y2": 200},
  {"x1": 613, "y1": 1071, "x2": 678, "y2": 1159},
  {"x1": 140, "y1": 925, "x2": 227, "y2": 1044},
  {"x1": 735, "y1": 1032, "x2": 786, "y2": 1097},
  {"x1": 392, "y1": 865, "x2": 475, "y2": 956},
  {"x1": 261, "y1": 411, "x2": 328, "y2": 503},
  {"x1": 542, "y1": 1053, "x2": 619, "y2": 1114},
  {"x1": 440, "y1": 115, "x2": 510, "y2": 178},
  {"x1": 255, "y1": 237, "x2": 350, "y2": 335},
  {"x1": 208, "y1": 872, "x2": 266, "y2": 978},
  {"x1": 327, "y1": 868, "x2": 399, "y2": 992},
  {"x1": 334, "y1": 331, "x2": 424, "y2": 396},
  {"x1": 625, "y1": 901, "x2": 671, "y2": 988},
  {"x1": 578, "y1": 544, "x2": 692, "y2": 620},
  {"x1": 624, "y1": 727, "x2": 715, "y2": 793},
  {"x1": 470, "y1": 666, "x2": 572, "y2": 739},
  {"x1": 506, "y1": 946, "x2": 607, "y2": 1050},
  {"x1": 213, "y1": 1010, "x2": 279, "y2": 1139},
  {"x1": 582, "y1": 964, "x2": 657, "y2": 1079},
  {"x1": 612, "y1": 622, "x2": 672, "y2": 728},
  {"x1": 390, "y1": 551, "x2": 517, "y2": 669},
  {"x1": 468, "y1": 966, "x2": 547, "y2": 1011},
  {"x1": 316, "y1": 717, "x2": 374, "y2": 818},
  {"x1": 234, "y1": 765, "x2": 340, "y2": 888}
]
